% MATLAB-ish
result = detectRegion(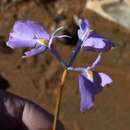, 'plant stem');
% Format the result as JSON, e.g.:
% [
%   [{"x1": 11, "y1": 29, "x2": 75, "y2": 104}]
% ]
[
  {"x1": 50, "y1": 45, "x2": 67, "y2": 68},
  {"x1": 67, "y1": 39, "x2": 82, "y2": 67},
  {"x1": 52, "y1": 69, "x2": 68, "y2": 130}
]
